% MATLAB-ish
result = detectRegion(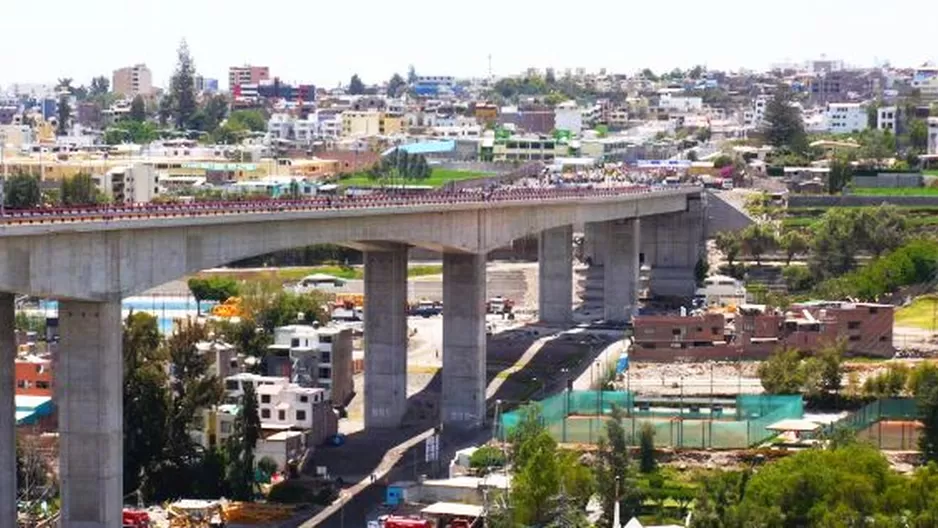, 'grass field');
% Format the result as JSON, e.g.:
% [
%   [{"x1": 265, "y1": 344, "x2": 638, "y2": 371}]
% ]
[
  {"x1": 851, "y1": 187, "x2": 938, "y2": 196},
  {"x1": 337, "y1": 168, "x2": 490, "y2": 188},
  {"x1": 895, "y1": 296, "x2": 938, "y2": 329},
  {"x1": 197, "y1": 264, "x2": 442, "y2": 284}
]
